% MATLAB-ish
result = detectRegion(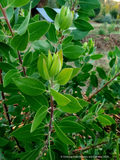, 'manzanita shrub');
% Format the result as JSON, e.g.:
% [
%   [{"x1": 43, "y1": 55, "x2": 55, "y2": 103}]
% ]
[{"x1": 0, "y1": 0, "x2": 120, "y2": 159}]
